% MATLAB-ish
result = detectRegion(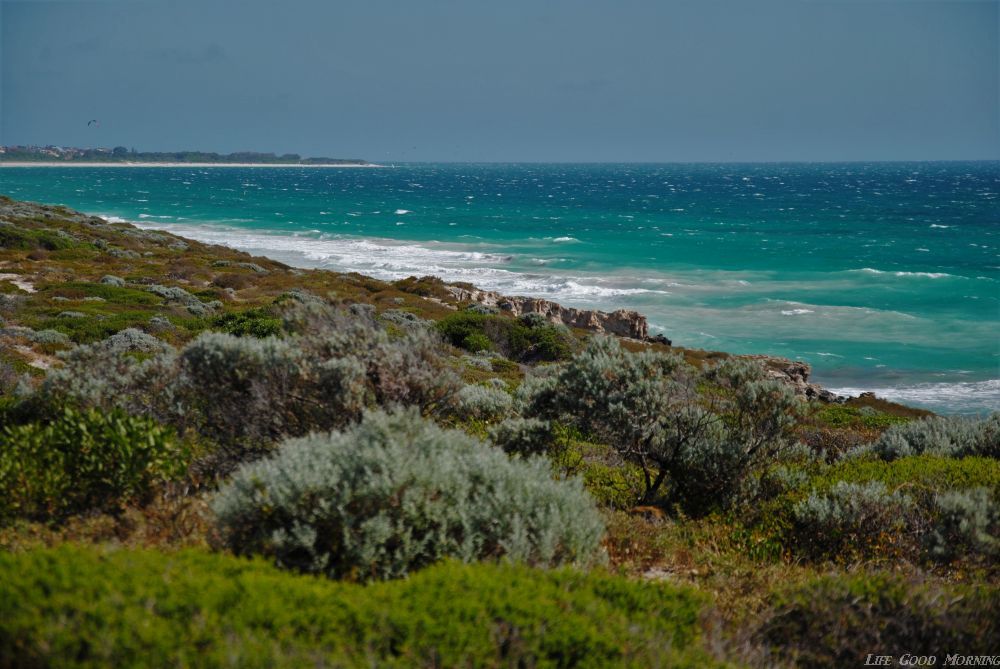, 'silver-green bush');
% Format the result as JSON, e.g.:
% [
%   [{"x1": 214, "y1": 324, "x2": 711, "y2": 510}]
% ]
[
  {"x1": 927, "y1": 487, "x2": 999, "y2": 563},
  {"x1": 873, "y1": 413, "x2": 999, "y2": 461},
  {"x1": 453, "y1": 384, "x2": 514, "y2": 421},
  {"x1": 179, "y1": 333, "x2": 368, "y2": 452},
  {"x1": 489, "y1": 417, "x2": 555, "y2": 457},
  {"x1": 792, "y1": 481, "x2": 916, "y2": 557},
  {"x1": 212, "y1": 409, "x2": 606, "y2": 580},
  {"x1": 33, "y1": 307, "x2": 459, "y2": 469},
  {"x1": 520, "y1": 337, "x2": 800, "y2": 509},
  {"x1": 103, "y1": 327, "x2": 170, "y2": 354}
]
